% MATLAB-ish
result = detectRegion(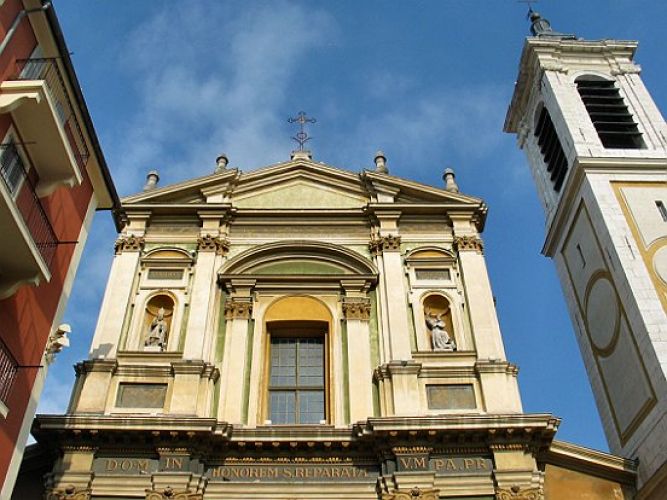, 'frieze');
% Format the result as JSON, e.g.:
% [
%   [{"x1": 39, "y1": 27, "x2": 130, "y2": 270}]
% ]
[
  {"x1": 224, "y1": 298, "x2": 253, "y2": 320},
  {"x1": 197, "y1": 234, "x2": 230, "y2": 255},
  {"x1": 114, "y1": 235, "x2": 145, "y2": 254},
  {"x1": 454, "y1": 235, "x2": 484, "y2": 253},
  {"x1": 207, "y1": 462, "x2": 378, "y2": 482},
  {"x1": 370, "y1": 234, "x2": 402, "y2": 255},
  {"x1": 46, "y1": 486, "x2": 91, "y2": 500},
  {"x1": 496, "y1": 485, "x2": 543, "y2": 500},
  {"x1": 382, "y1": 487, "x2": 440, "y2": 500},
  {"x1": 341, "y1": 297, "x2": 372, "y2": 320},
  {"x1": 146, "y1": 487, "x2": 202, "y2": 500}
]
